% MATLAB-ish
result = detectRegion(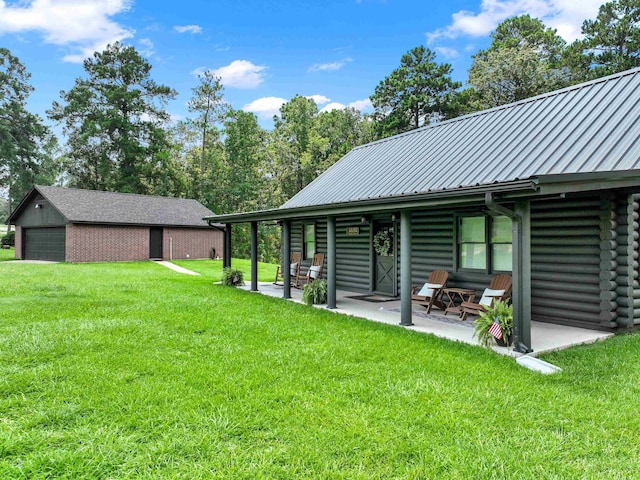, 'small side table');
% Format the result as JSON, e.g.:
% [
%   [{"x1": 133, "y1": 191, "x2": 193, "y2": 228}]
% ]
[{"x1": 442, "y1": 288, "x2": 476, "y2": 317}]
